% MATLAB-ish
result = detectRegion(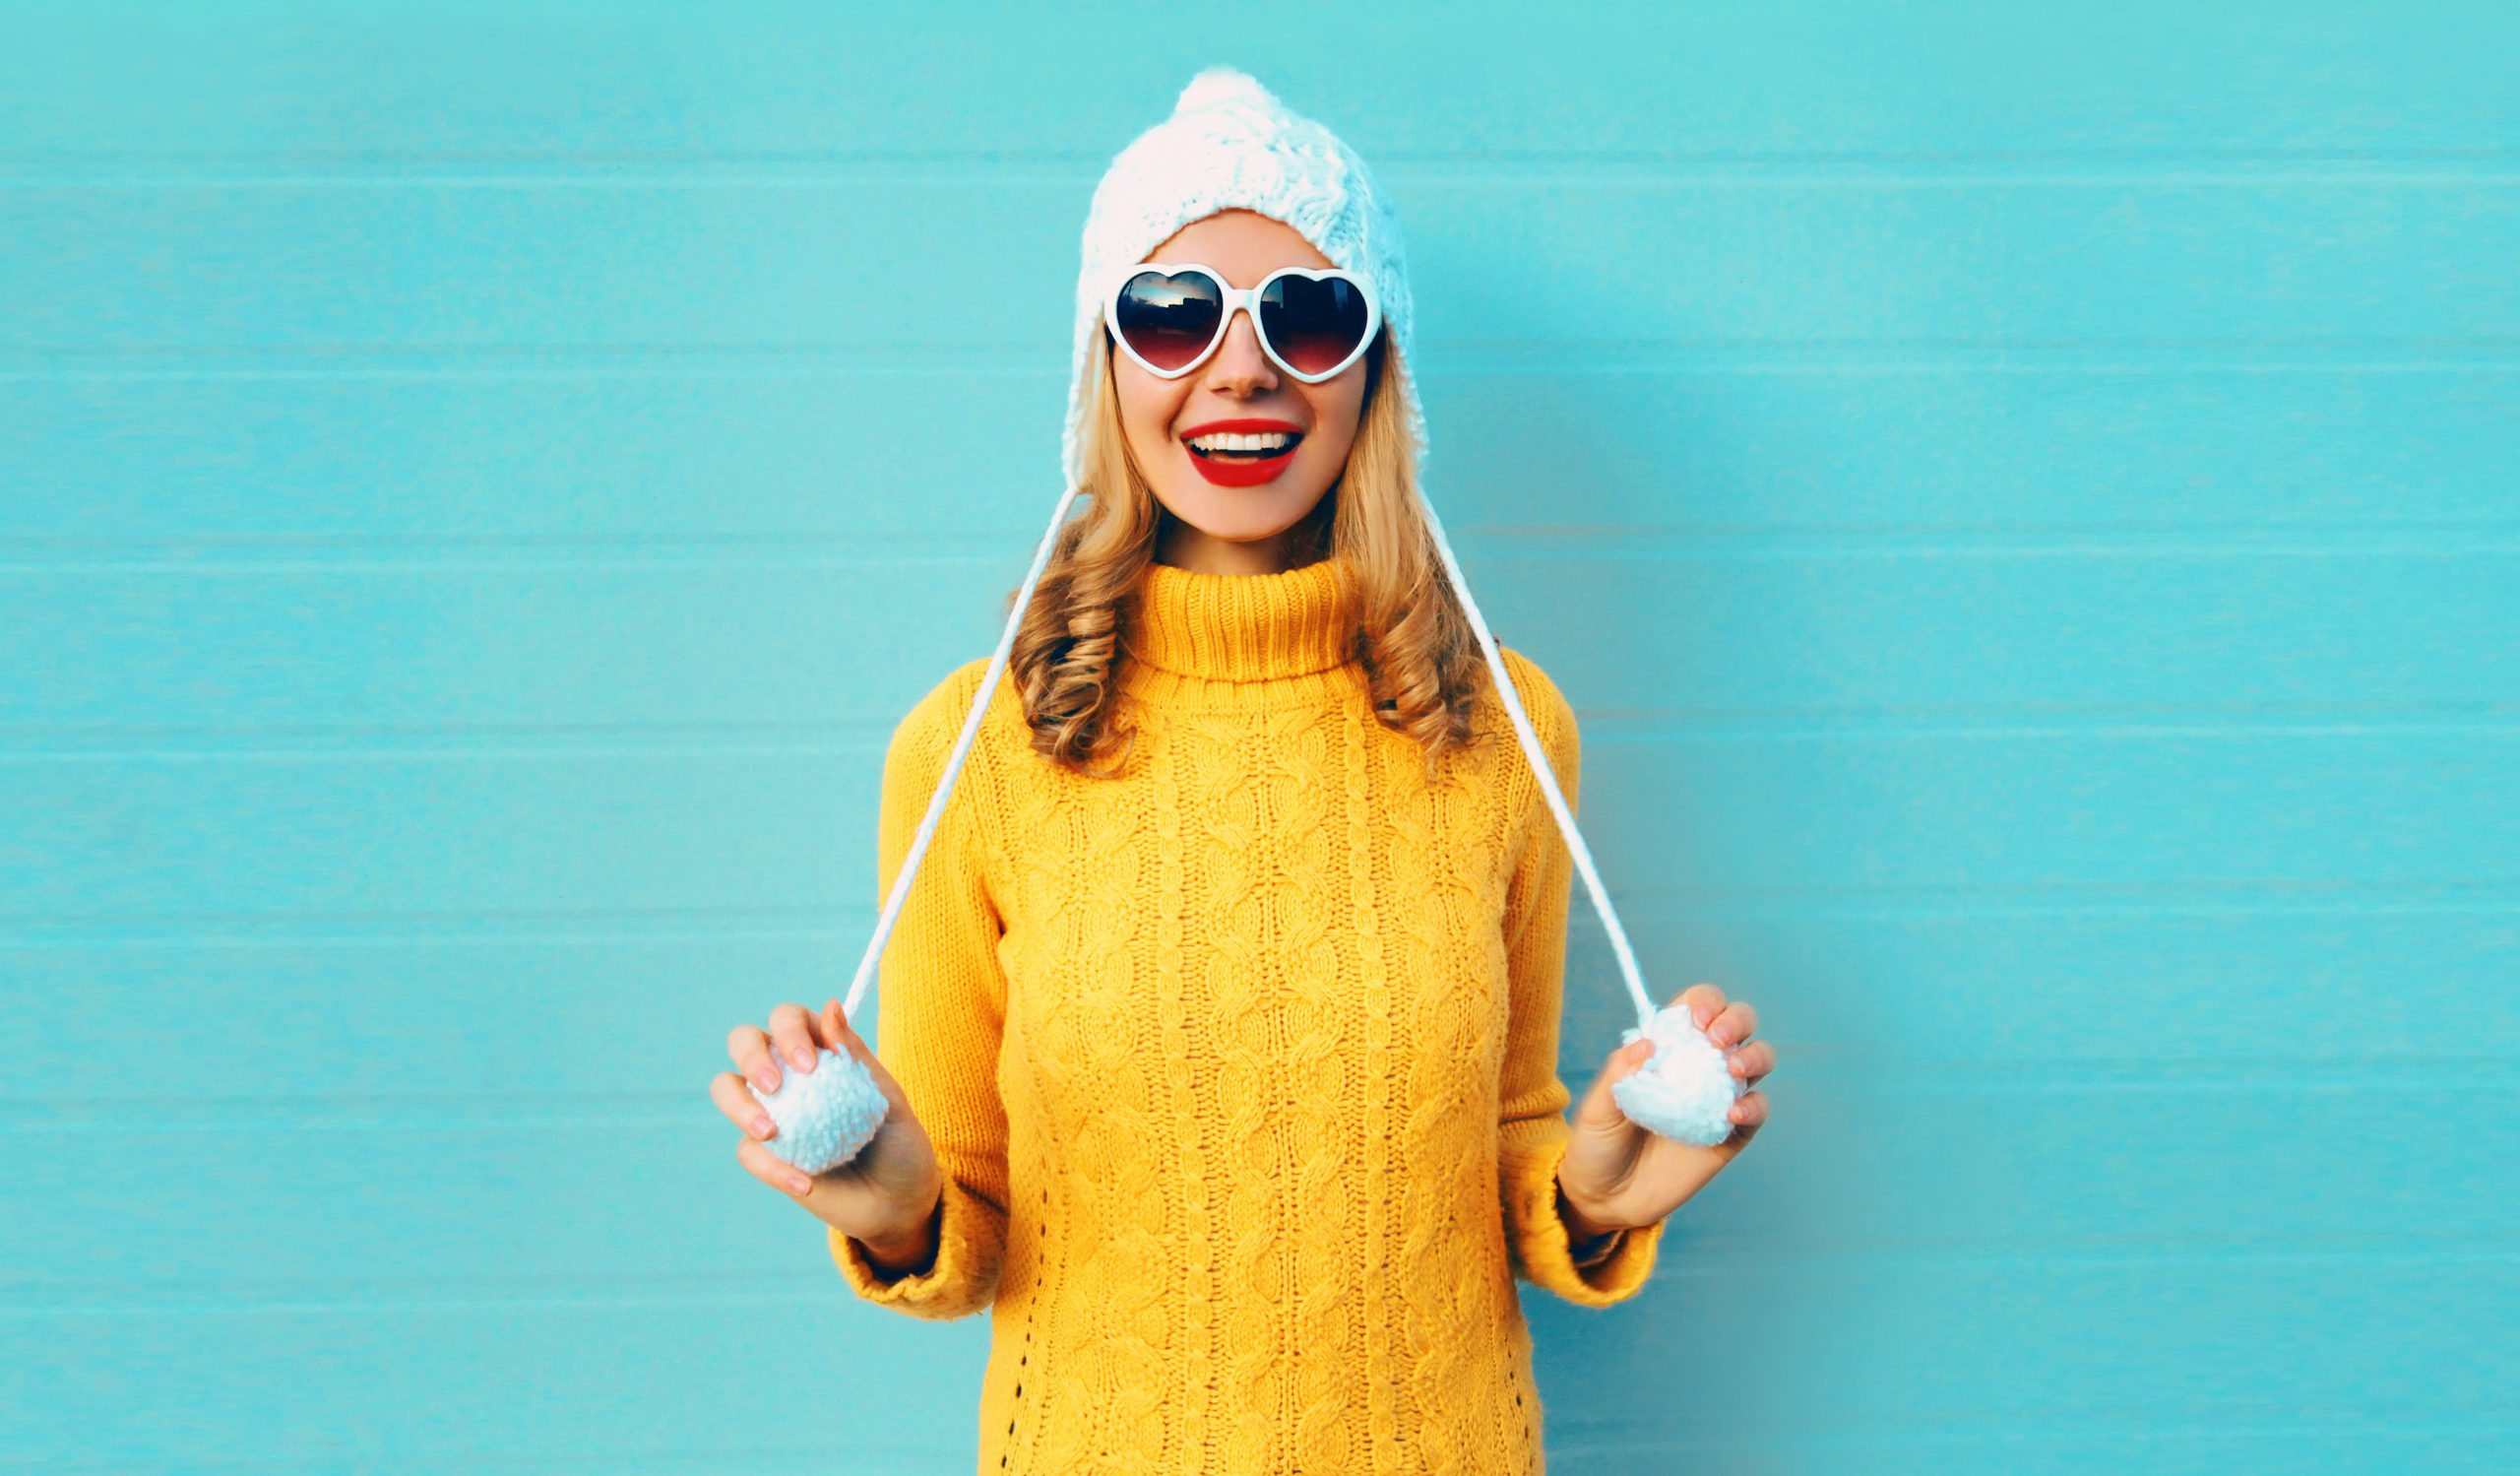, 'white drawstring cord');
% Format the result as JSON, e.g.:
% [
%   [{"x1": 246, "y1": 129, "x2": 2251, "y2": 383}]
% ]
[
  {"x1": 1411, "y1": 492, "x2": 1660, "y2": 1035},
  {"x1": 840, "y1": 483, "x2": 1657, "y2": 1039},
  {"x1": 840, "y1": 485, "x2": 1082, "y2": 1021}
]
